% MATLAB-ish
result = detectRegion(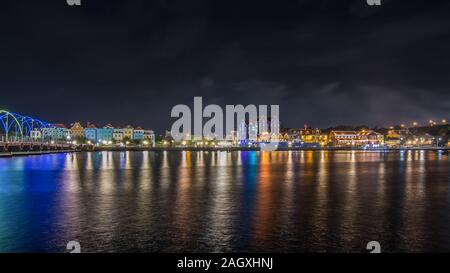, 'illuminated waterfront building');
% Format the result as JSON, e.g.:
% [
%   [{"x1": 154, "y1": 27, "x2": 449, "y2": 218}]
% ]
[
  {"x1": 358, "y1": 129, "x2": 384, "y2": 146},
  {"x1": 41, "y1": 124, "x2": 69, "y2": 141},
  {"x1": 82, "y1": 124, "x2": 115, "y2": 144},
  {"x1": 84, "y1": 123, "x2": 98, "y2": 142},
  {"x1": 278, "y1": 130, "x2": 290, "y2": 142},
  {"x1": 97, "y1": 125, "x2": 114, "y2": 143},
  {"x1": 258, "y1": 115, "x2": 268, "y2": 136},
  {"x1": 69, "y1": 122, "x2": 84, "y2": 138},
  {"x1": 248, "y1": 118, "x2": 258, "y2": 140},
  {"x1": 259, "y1": 131, "x2": 271, "y2": 141},
  {"x1": 284, "y1": 128, "x2": 301, "y2": 141},
  {"x1": 113, "y1": 128, "x2": 124, "y2": 142},
  {"x1": 329, "y1": 129, "x2": 384, "y2": 147},
  {"x1": 123, "y1": 125, "x2": 134, "y2": 140},
  {"x1": 282, "y1": 126, "x2": 328, "y2": 146},
  {"x1": 300, "y1": 127, "x2": 327, "y2": 144},
  {"x1": 133, "y1": 127, "x2": 145, "y2": 140},
  {"x1": 237, "y1": 120, "x2": 247, "y2": 146},
  {"x1": 385, "y1": 128, "x2": 416, "y2": 148},
  {"x1": 270, "y1": 116, "x2": 280, "y2": 140},
  {"x1": 225, "y1": 130, "x2": 238, "y2": 146},
  {"x1": 30, "y1": 128, "x2": 42, "y2": 140},
  {"x1": 192, "y1": 135, "x2": 203, "y2": 141},
  {"x1": 143, "y1": 130, "x2": 155, "y2": 146},
  {"x1": 328, "y1": 130, "x2": 359, "y2": 147}
]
